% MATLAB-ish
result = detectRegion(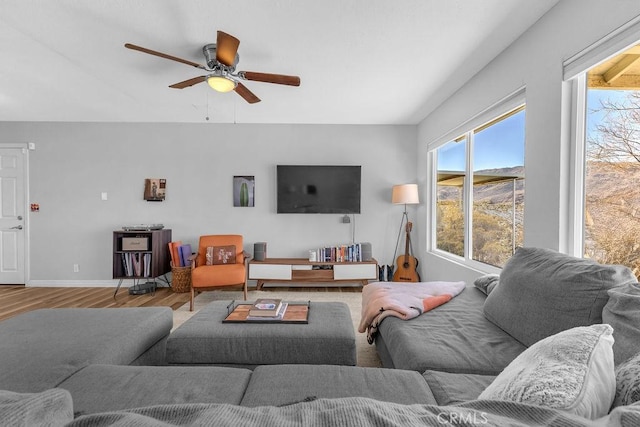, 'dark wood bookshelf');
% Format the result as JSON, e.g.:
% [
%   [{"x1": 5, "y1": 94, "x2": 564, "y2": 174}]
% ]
[{"x1": 112, "y1": 229, "x2": 172, "y2": 280}]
